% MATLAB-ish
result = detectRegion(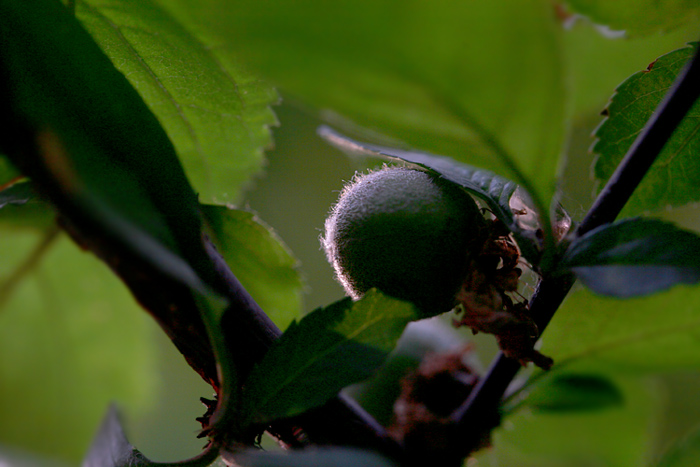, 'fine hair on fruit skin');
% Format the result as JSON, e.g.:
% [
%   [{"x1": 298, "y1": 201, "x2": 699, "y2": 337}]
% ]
[{"x1": 322, "y1": 166, "x2": 487, "y2": 317}]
